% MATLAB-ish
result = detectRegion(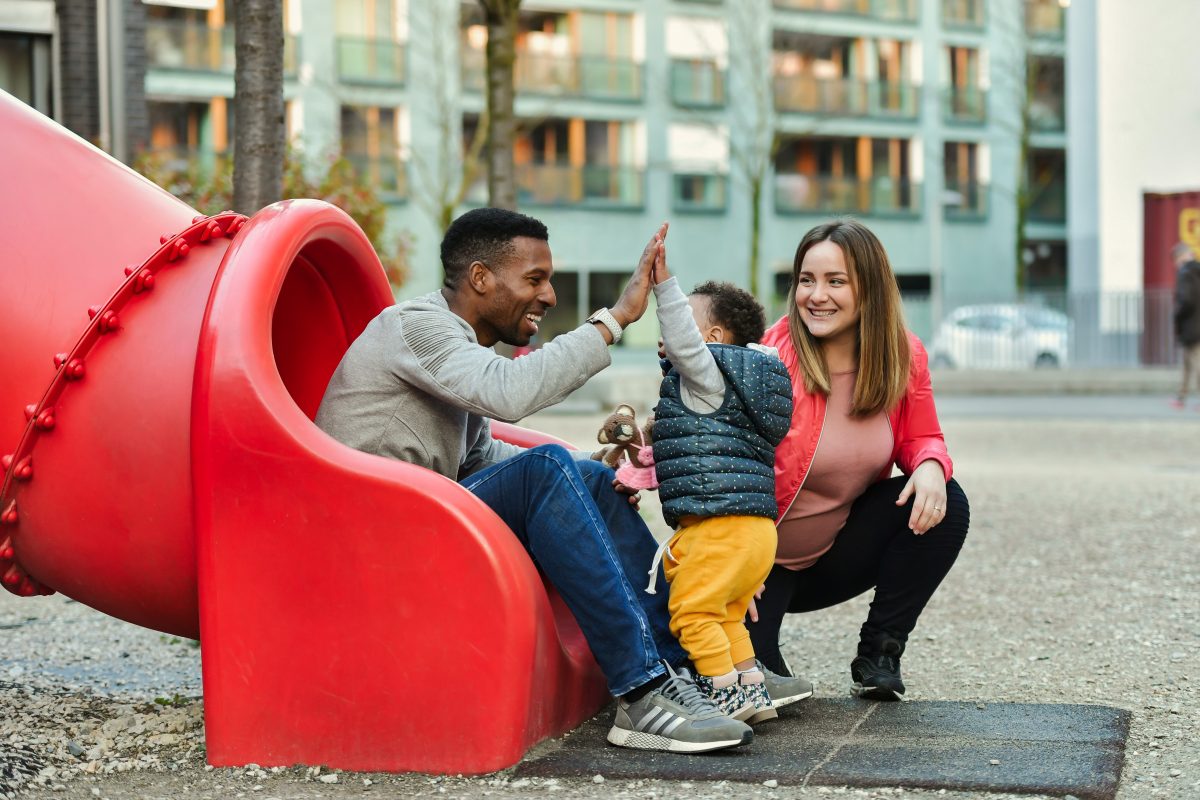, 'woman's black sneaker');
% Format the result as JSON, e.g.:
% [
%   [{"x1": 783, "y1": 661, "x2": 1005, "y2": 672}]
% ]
[{"x1": 850, "y1": 638, "x2": 906, "y2": 701}]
